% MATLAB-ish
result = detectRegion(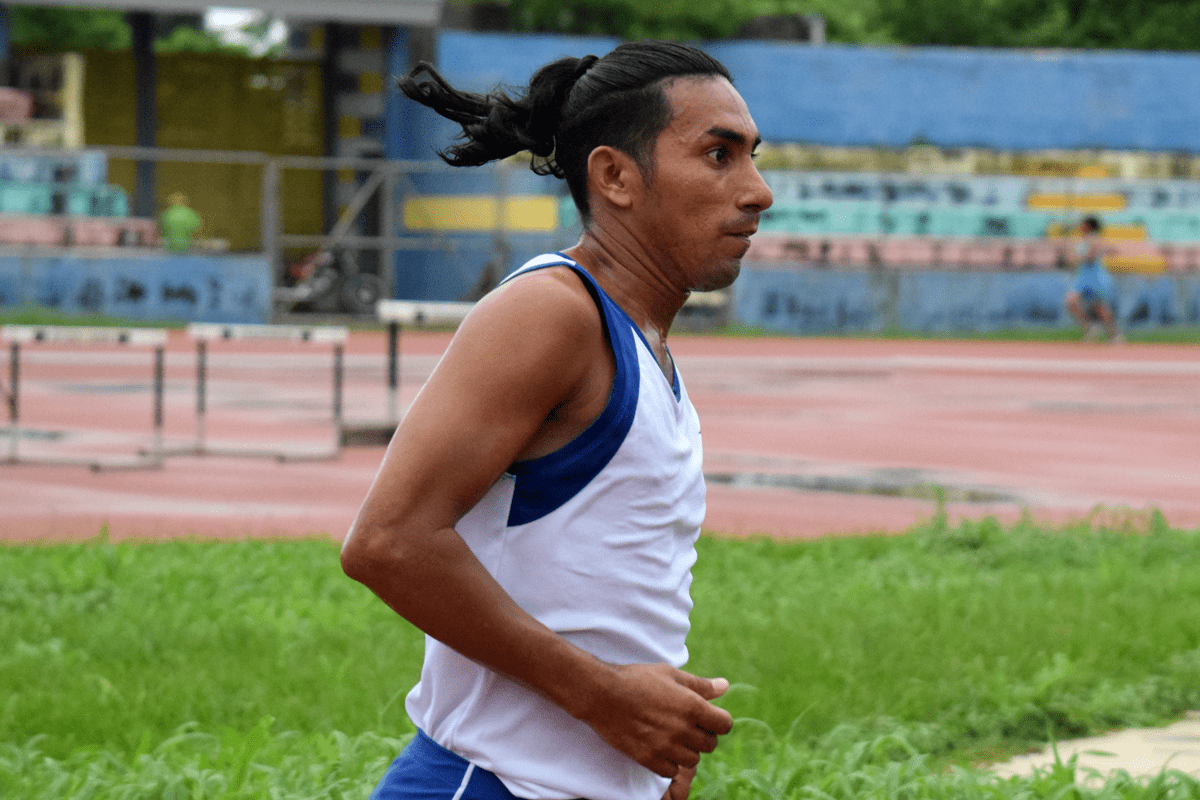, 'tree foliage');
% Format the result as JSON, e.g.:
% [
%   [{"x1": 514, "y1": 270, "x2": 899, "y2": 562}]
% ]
[
  {"x1": 11, "y1": 0, "x2": 1200, "y2": 52},
  {"x1": 10, "y1": 7, "x2": 131, "y2": 50},
  {"x1": 495, "y1": 0, "x2": 1200, "y2": 50},
  {"x1": 872, "y1": 0, "x2": 1200, "y2": 50},
  {"x1": 501, "y1": 0, "x2": 882, "y2": 42},
  {"x1": 8, "y1": 6, "x2": 252, "y2": 54}
]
